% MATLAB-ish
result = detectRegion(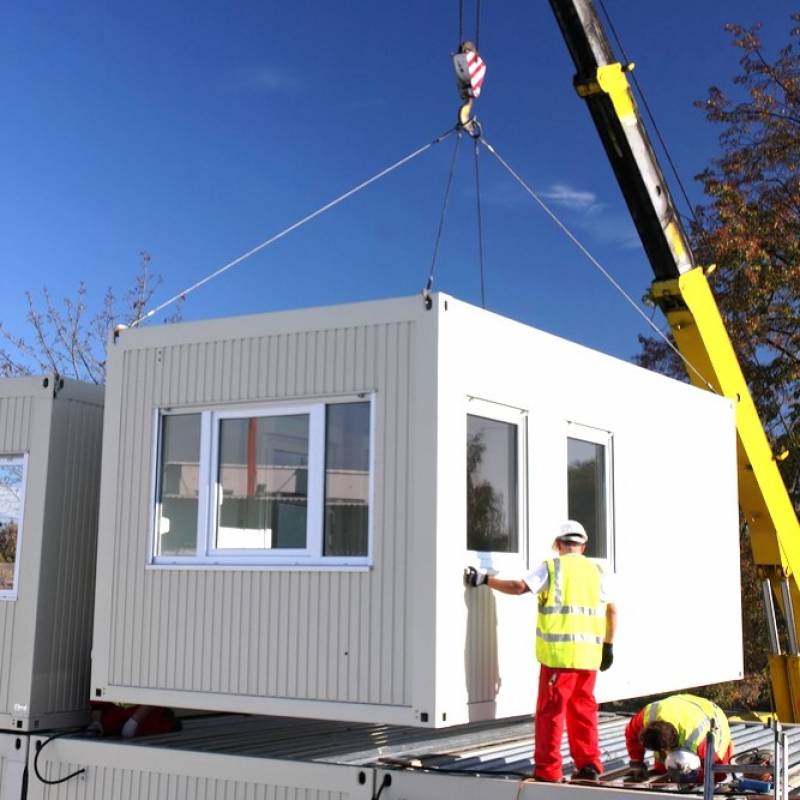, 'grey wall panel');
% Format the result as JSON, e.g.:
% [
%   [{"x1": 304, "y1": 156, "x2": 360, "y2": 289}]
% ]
[
  {"x1": 38, "y1": 399, "x2": 104, "y2": 715},
  {"x1": 29, "y1": 764, "x2": 350, "y2": 800},
  {"x1": 0, "y1": 395, "x2": 32, "y2": 717},
  {"x1": 107, "y1": 322, "x2": 413, "y2": 706}
]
